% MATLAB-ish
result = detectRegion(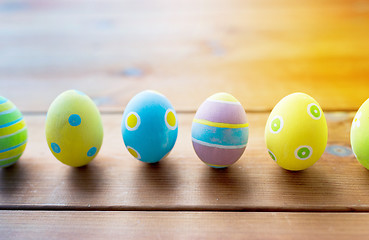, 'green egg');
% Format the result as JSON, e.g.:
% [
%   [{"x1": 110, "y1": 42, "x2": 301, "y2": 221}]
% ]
[
  {"x1": 351, "y1": 98, "x2": 369, "y2": 169},
  {"x1": 0, "y1": 96, "x2": 27, "y2": 167}
]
